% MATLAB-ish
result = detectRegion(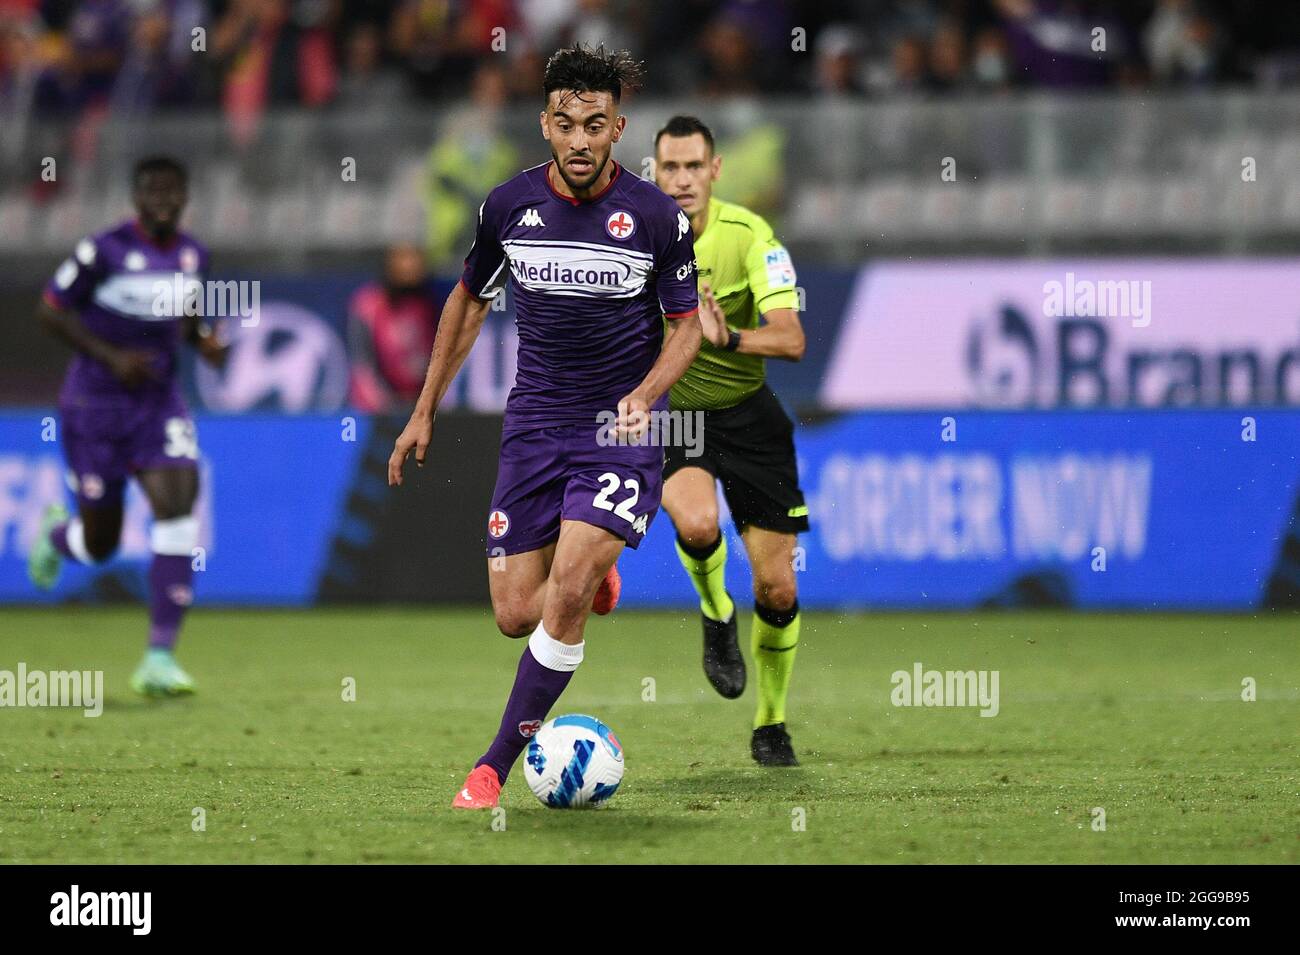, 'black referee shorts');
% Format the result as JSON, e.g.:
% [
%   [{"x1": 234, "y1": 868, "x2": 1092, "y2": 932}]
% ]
[{"x1": 664, "y1": 385, "x2": 810, "y2": 535}]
